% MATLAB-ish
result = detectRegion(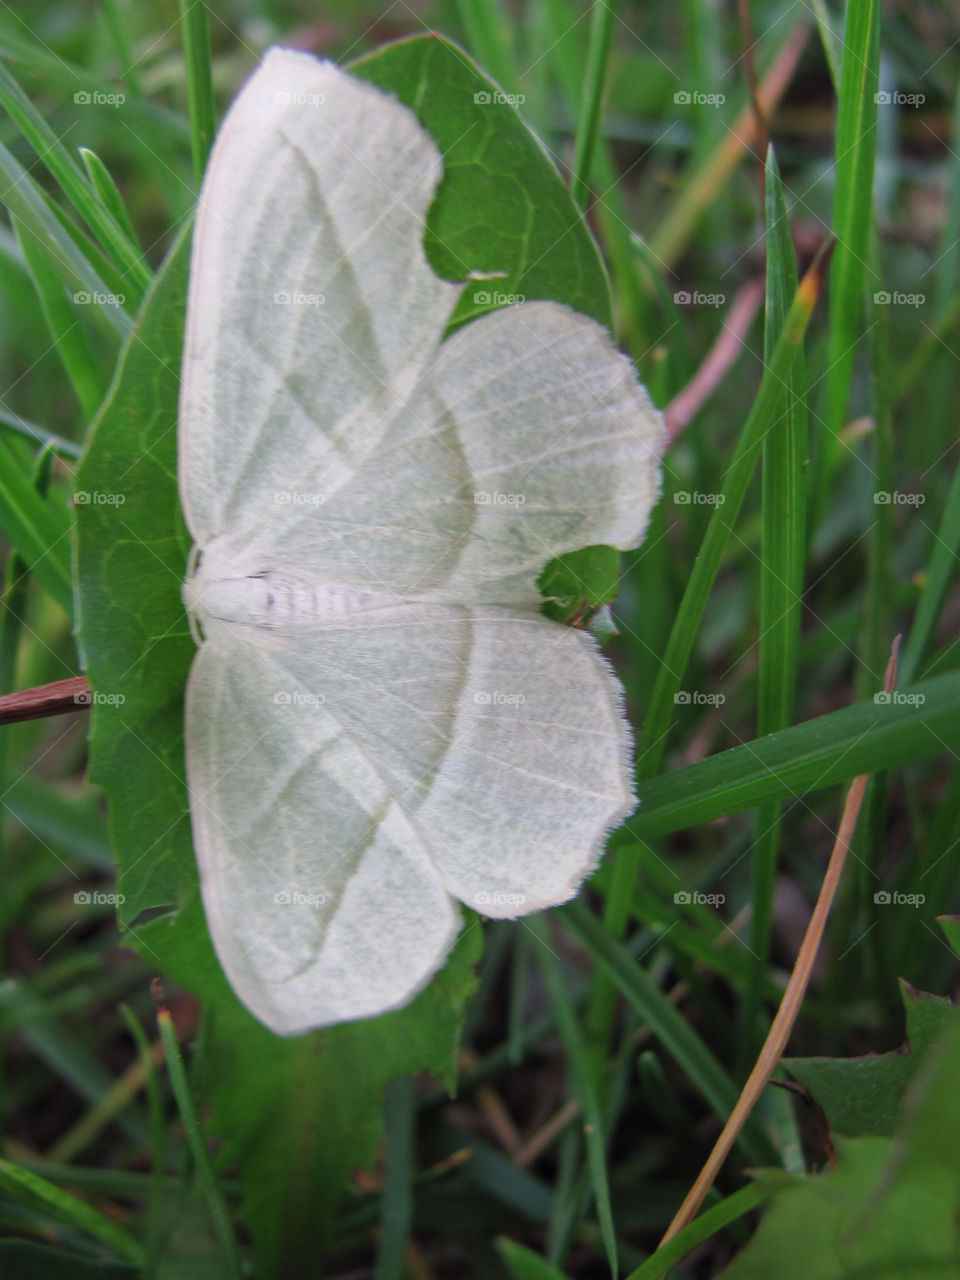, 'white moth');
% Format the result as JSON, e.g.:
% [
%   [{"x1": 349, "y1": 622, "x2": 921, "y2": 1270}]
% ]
[{"x1": 179, "y1": 47, "x2": 664, "y2": 1035}]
